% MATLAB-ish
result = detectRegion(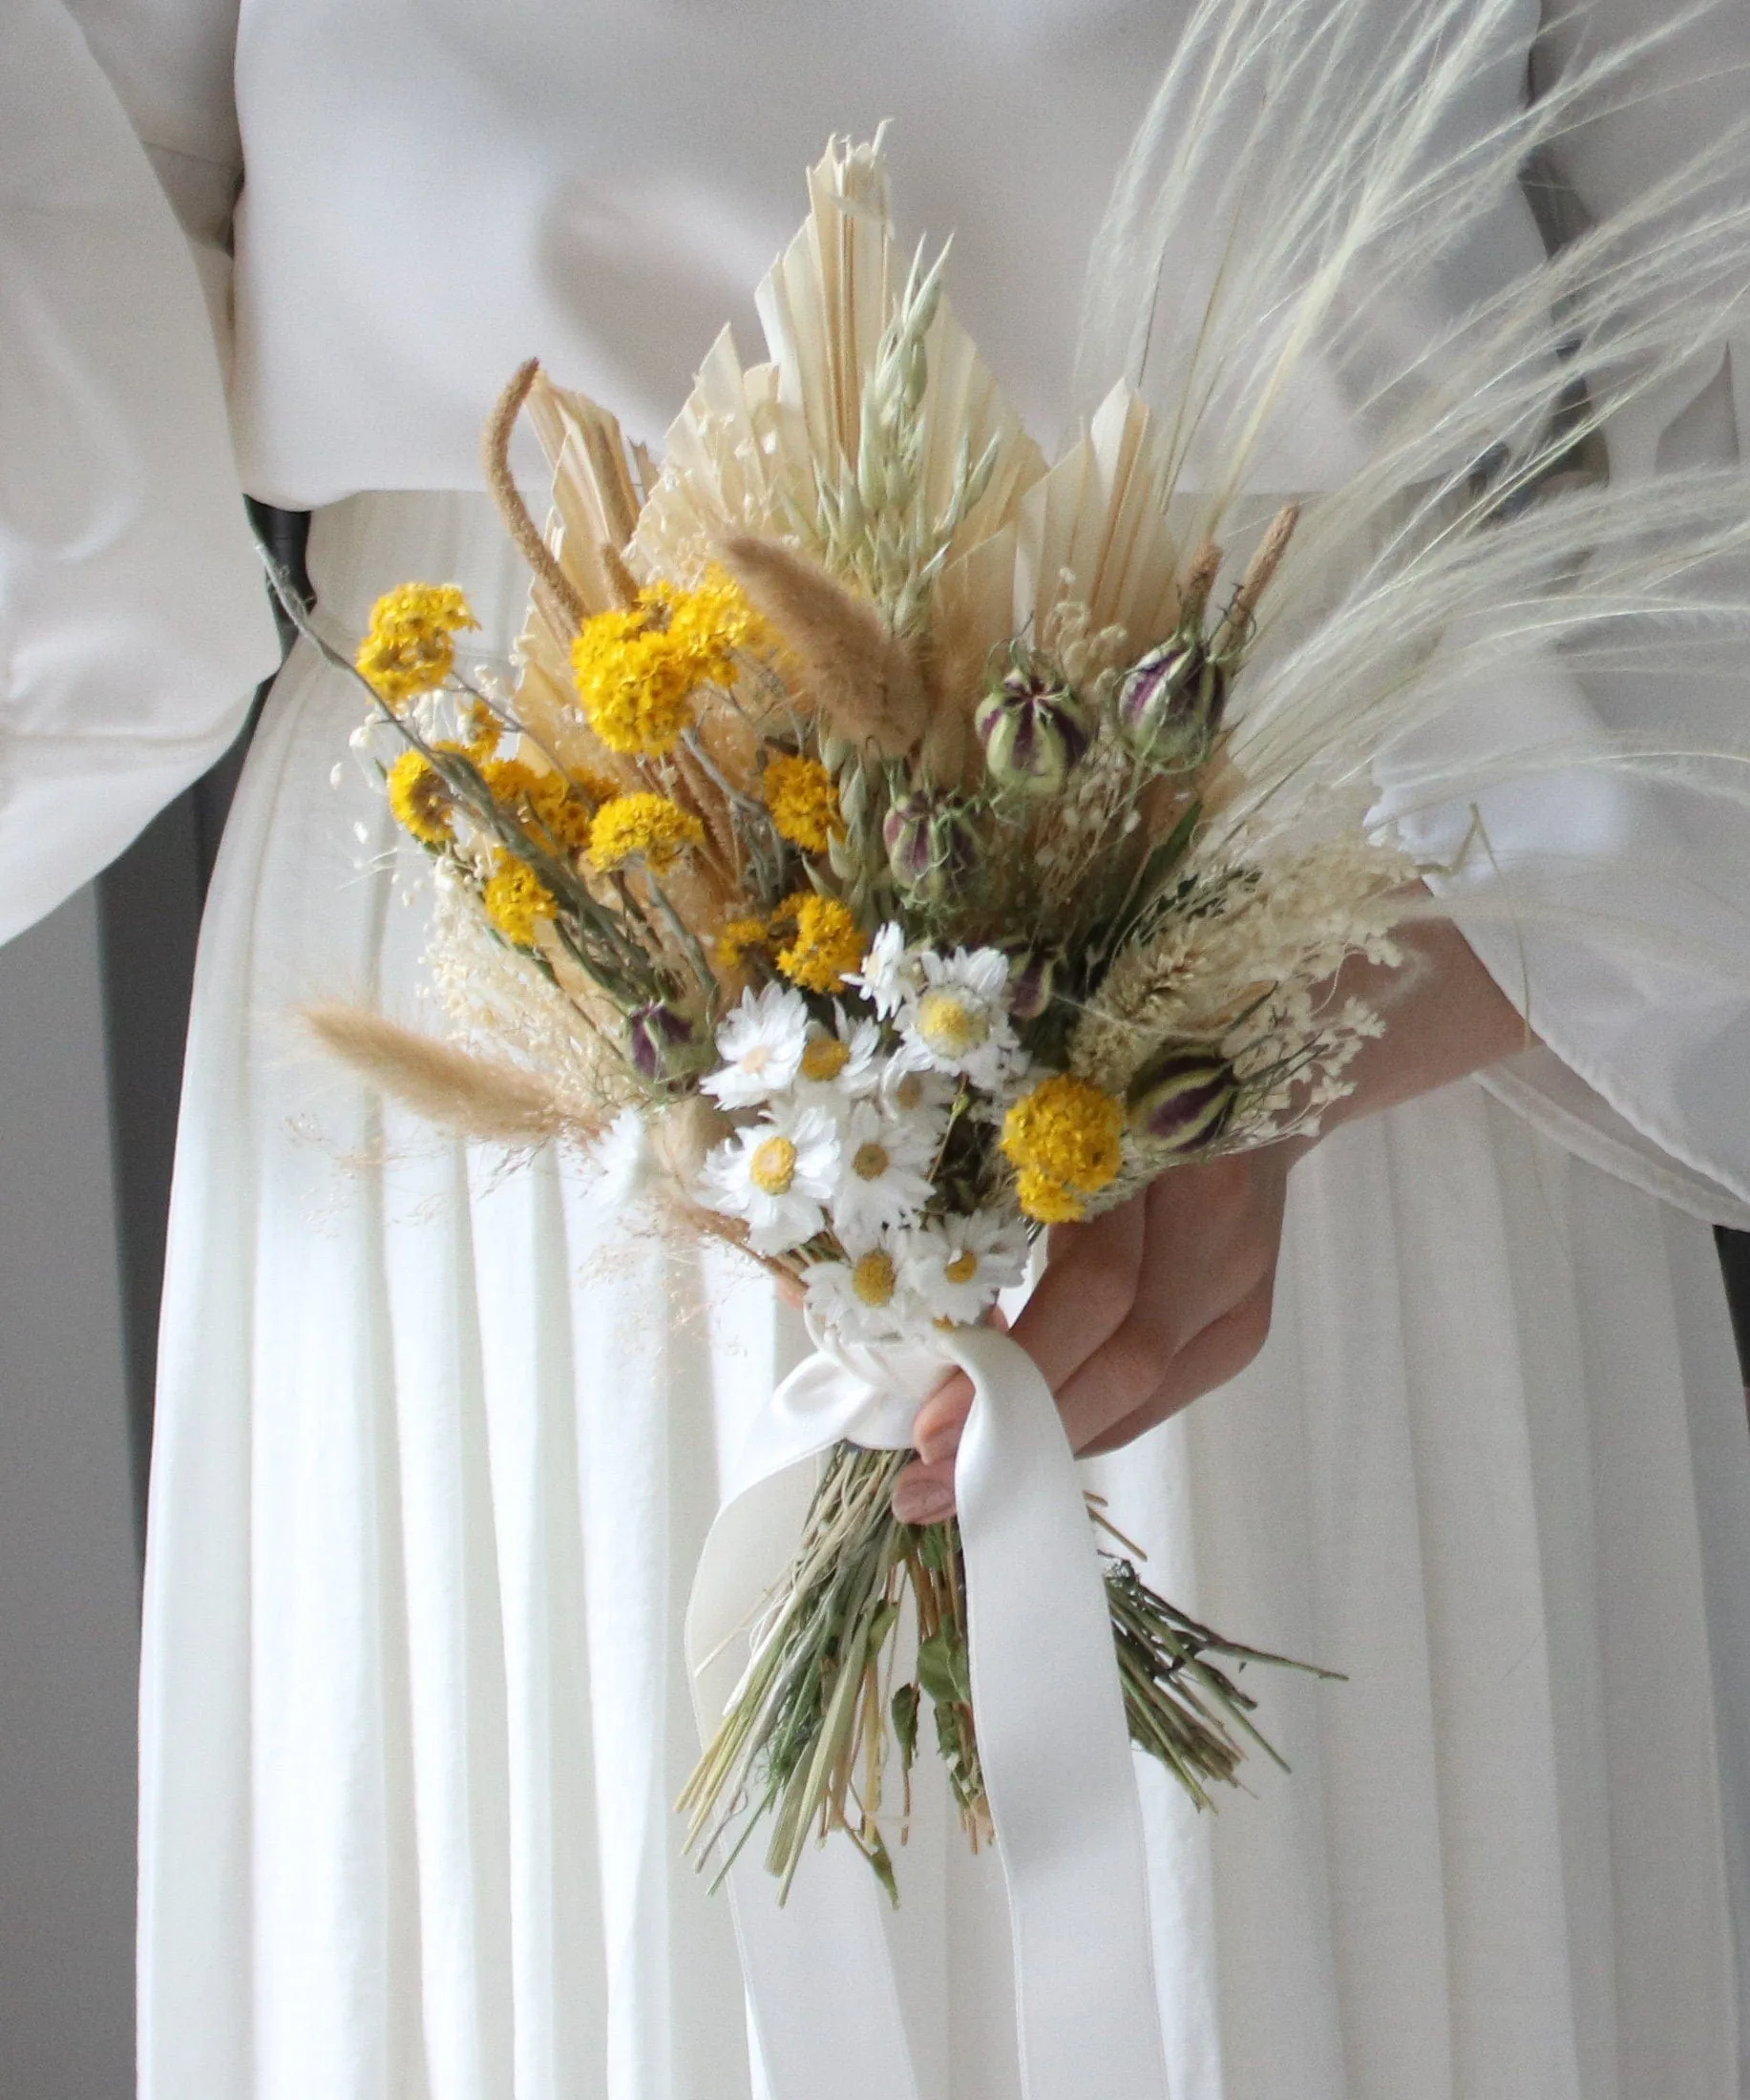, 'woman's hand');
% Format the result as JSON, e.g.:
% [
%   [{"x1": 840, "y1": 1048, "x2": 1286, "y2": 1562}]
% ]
[
  {"x1": 890, "y1": 913, "x2": 1530, "y2": 1524},
  {"x1": 890, "y1": 1144, "x2": 1301, "y2": 1522}
]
